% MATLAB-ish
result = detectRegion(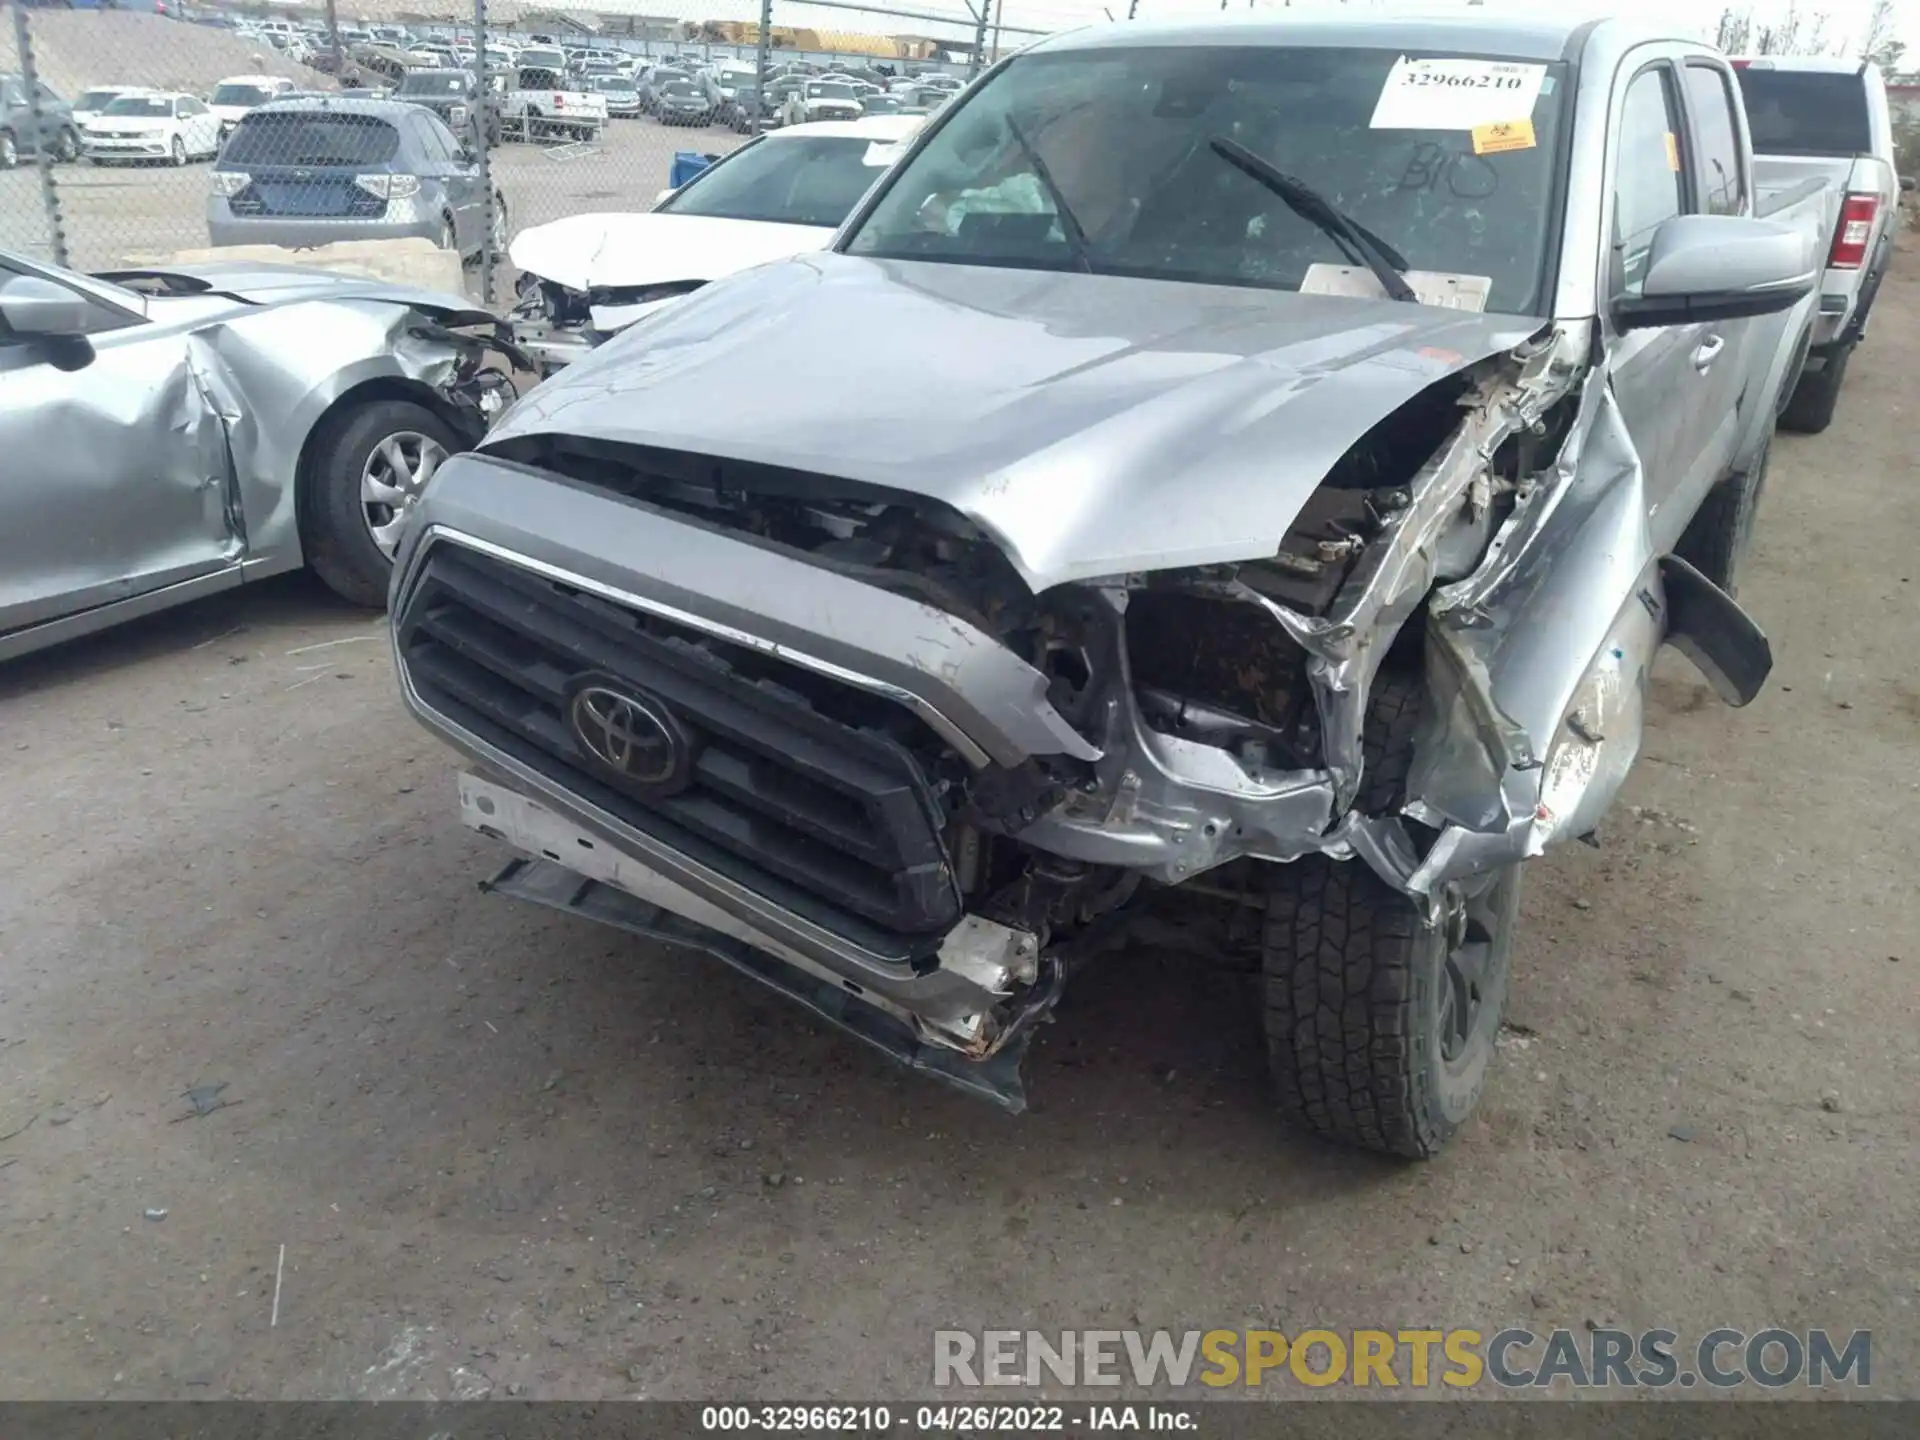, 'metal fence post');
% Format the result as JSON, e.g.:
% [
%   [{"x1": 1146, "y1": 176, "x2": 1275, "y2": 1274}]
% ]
[
  {"x1": 969, "y1": 0, "x2": 990, "y2": 76},
  {"x1": 10, "y1": 4, "x2": 69, "y2": 268},
  {"x1": 325, "y1": 0, "x2": 344, "y2": 82},
  {"x1": 753, "y1": 0, "x2": 774, "y2": 136},
  {"x1": 472, "y1": 0, "x2": 497, "y2": 305}
]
